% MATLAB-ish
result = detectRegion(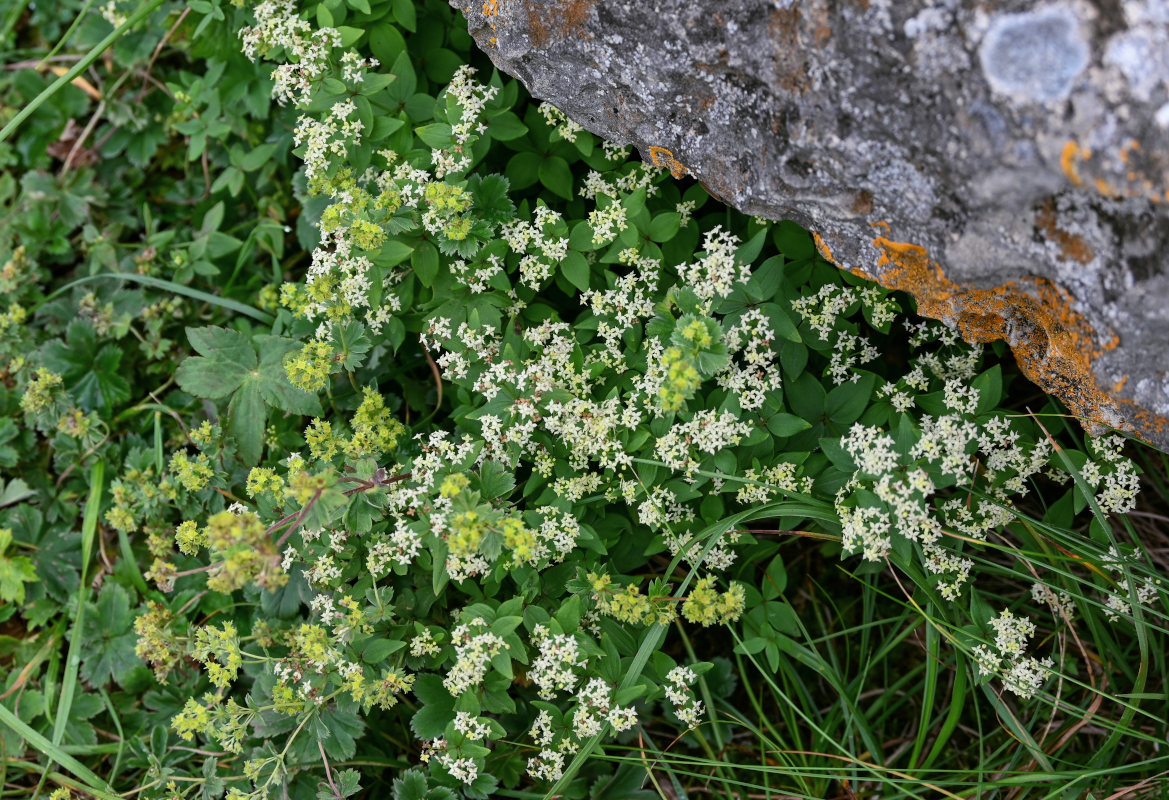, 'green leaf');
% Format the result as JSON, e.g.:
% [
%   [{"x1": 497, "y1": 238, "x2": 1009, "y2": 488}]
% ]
[
  {"x1": 485, "y1": 110, "x2": 527, "y2": 140},
  {"x1": 767, "y1": 413, "x2": 812, "y2": 437},
  {"x1": 479, "y1": 461, "x2": 516, "y2": 500},
  {"x1": 648, "y1": 212, "x2": 681, "y2": 243},
  {"x1": 973, "y1": 364, "x2": 1003, "y2": 415},
  {"x1": 78, "y1": 583, "x2": 138, "y2": 687},
  {"x1": 826, "y1": 372, "x2": 876, "y2": 426},
  {"x1": 505, "y1": 151, "x2": 542, "y2": 190},
  {"x1": 0, "y1": 478, "x2": 35, "y2": 509},
  {"x1": 416, "y1": 123, "x2": 453, "y2": 150},
  {"x1": 0, "y1": 551, "x2": 36, "y2": 604},
  {"x1": 538, "y1": 155, "x2": 574, "y2": 200},
  {"x1": 255, "y1": 336, "x2": 322, "y2": 416},
  {"x1": 176, "y1": 326, "x2": 256, "y2": 399},
  {"x1": 410, "y1": 674, "x2": 456, "y2": 738},
  {"x1": 362, "y1": 638, "x2": 406, "y2": 664},
  {"x1": 470, "y1": 174, "x2": 515, "y2": 225},
  {"x1": 561, "y1": 250, "x2": 590, "y2": 292},
  {"x1": 229, "y1": 381, "x2": 266, "y2": 466},
  {"x1": 337, "y1": 25, "x2": 364, "y2": 47},
  {"x1": 413, "y1": 242, "x2": 439, "y2": 287},
  {"x1": 41, "y1": 321, "x2": 131, "y2": 412},
  {"x1": 392, "y1": 0, "x2": 416, "y2": 30}
]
